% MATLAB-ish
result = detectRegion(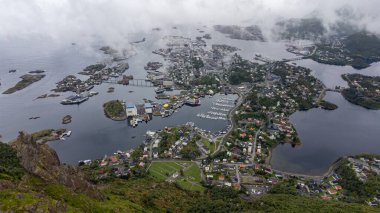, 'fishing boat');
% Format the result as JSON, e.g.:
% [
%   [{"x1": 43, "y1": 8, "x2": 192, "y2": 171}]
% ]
[
  {"x1": 60, "y1": 94, "x2": 89, "y2": 105},
  {"x1": 185, "y1": 98, "x2": 200, "y2": 107},
  {"x1": 155, "y1": 87, "x2": 165, "y2": 94}
]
